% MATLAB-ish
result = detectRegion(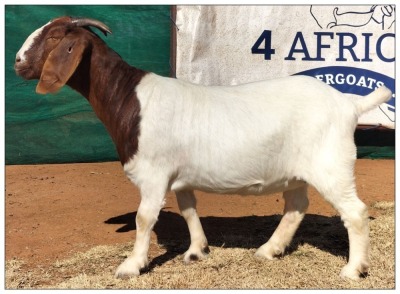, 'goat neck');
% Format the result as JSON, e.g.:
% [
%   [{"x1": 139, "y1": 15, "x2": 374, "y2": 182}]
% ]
[{"x1": 67, "y1": 33, "x2": 147, "y2": 165}]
